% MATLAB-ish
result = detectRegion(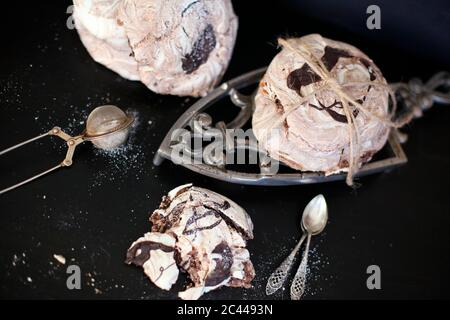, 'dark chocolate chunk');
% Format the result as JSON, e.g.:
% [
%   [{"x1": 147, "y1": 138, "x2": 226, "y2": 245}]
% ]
[
  {"x1": 125, "y1": 241, "x2": 174, "y2": 267},
  {"x1": 287, "y1": 64, "x2": 322, "y2": 96},
  {"x1": 205, "y1": 242, "x2": 233, "y2": 286},
  {"x1": 182, "y1": 24, "x2": 216, "y2": 74},
  {"x1": 321, "y1": 46, "x2": 352, "y2": 71}
]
